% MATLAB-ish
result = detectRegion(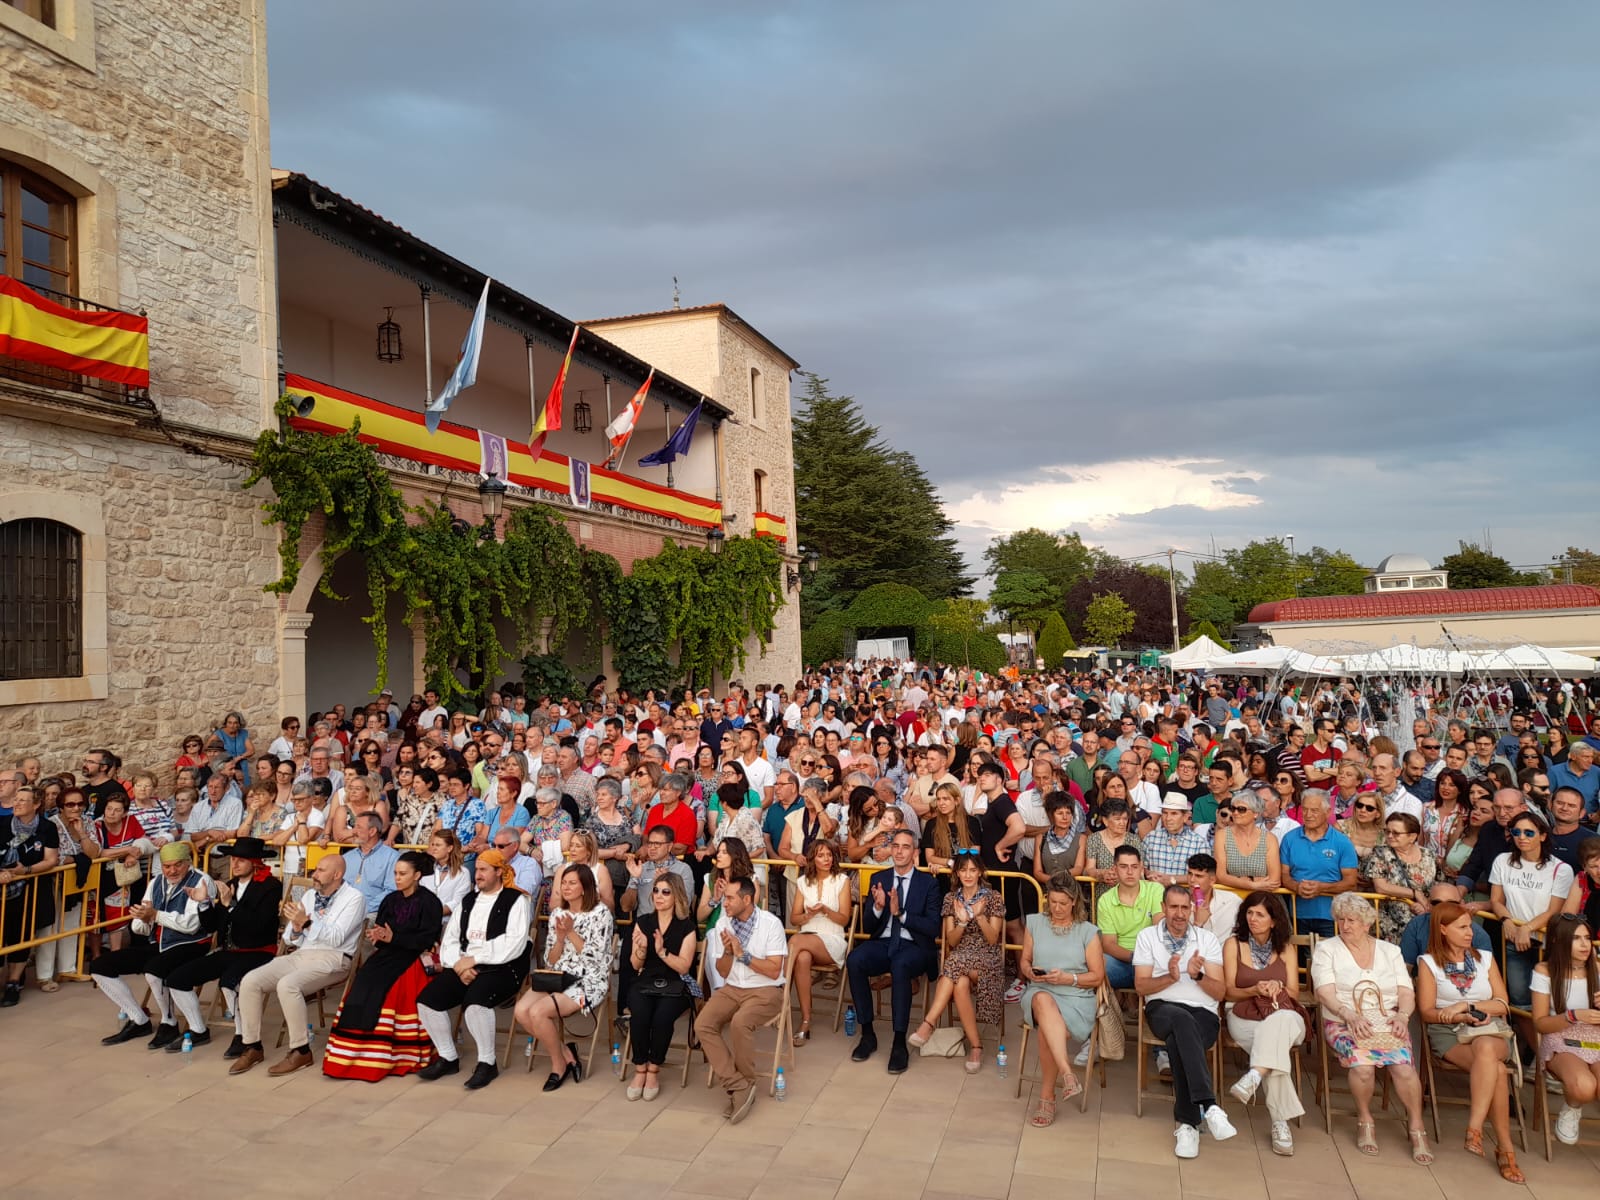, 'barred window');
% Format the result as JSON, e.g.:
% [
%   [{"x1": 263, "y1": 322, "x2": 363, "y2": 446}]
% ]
[{"x1": 0, "y1": 518, "x2": 82, "y2": 680}]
